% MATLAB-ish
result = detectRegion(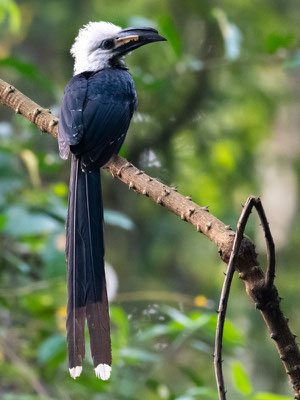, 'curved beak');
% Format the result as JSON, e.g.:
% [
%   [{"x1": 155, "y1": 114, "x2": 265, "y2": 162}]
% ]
[{"x1": 114, "y1": 26, "x2": 167, "y2": 55}]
